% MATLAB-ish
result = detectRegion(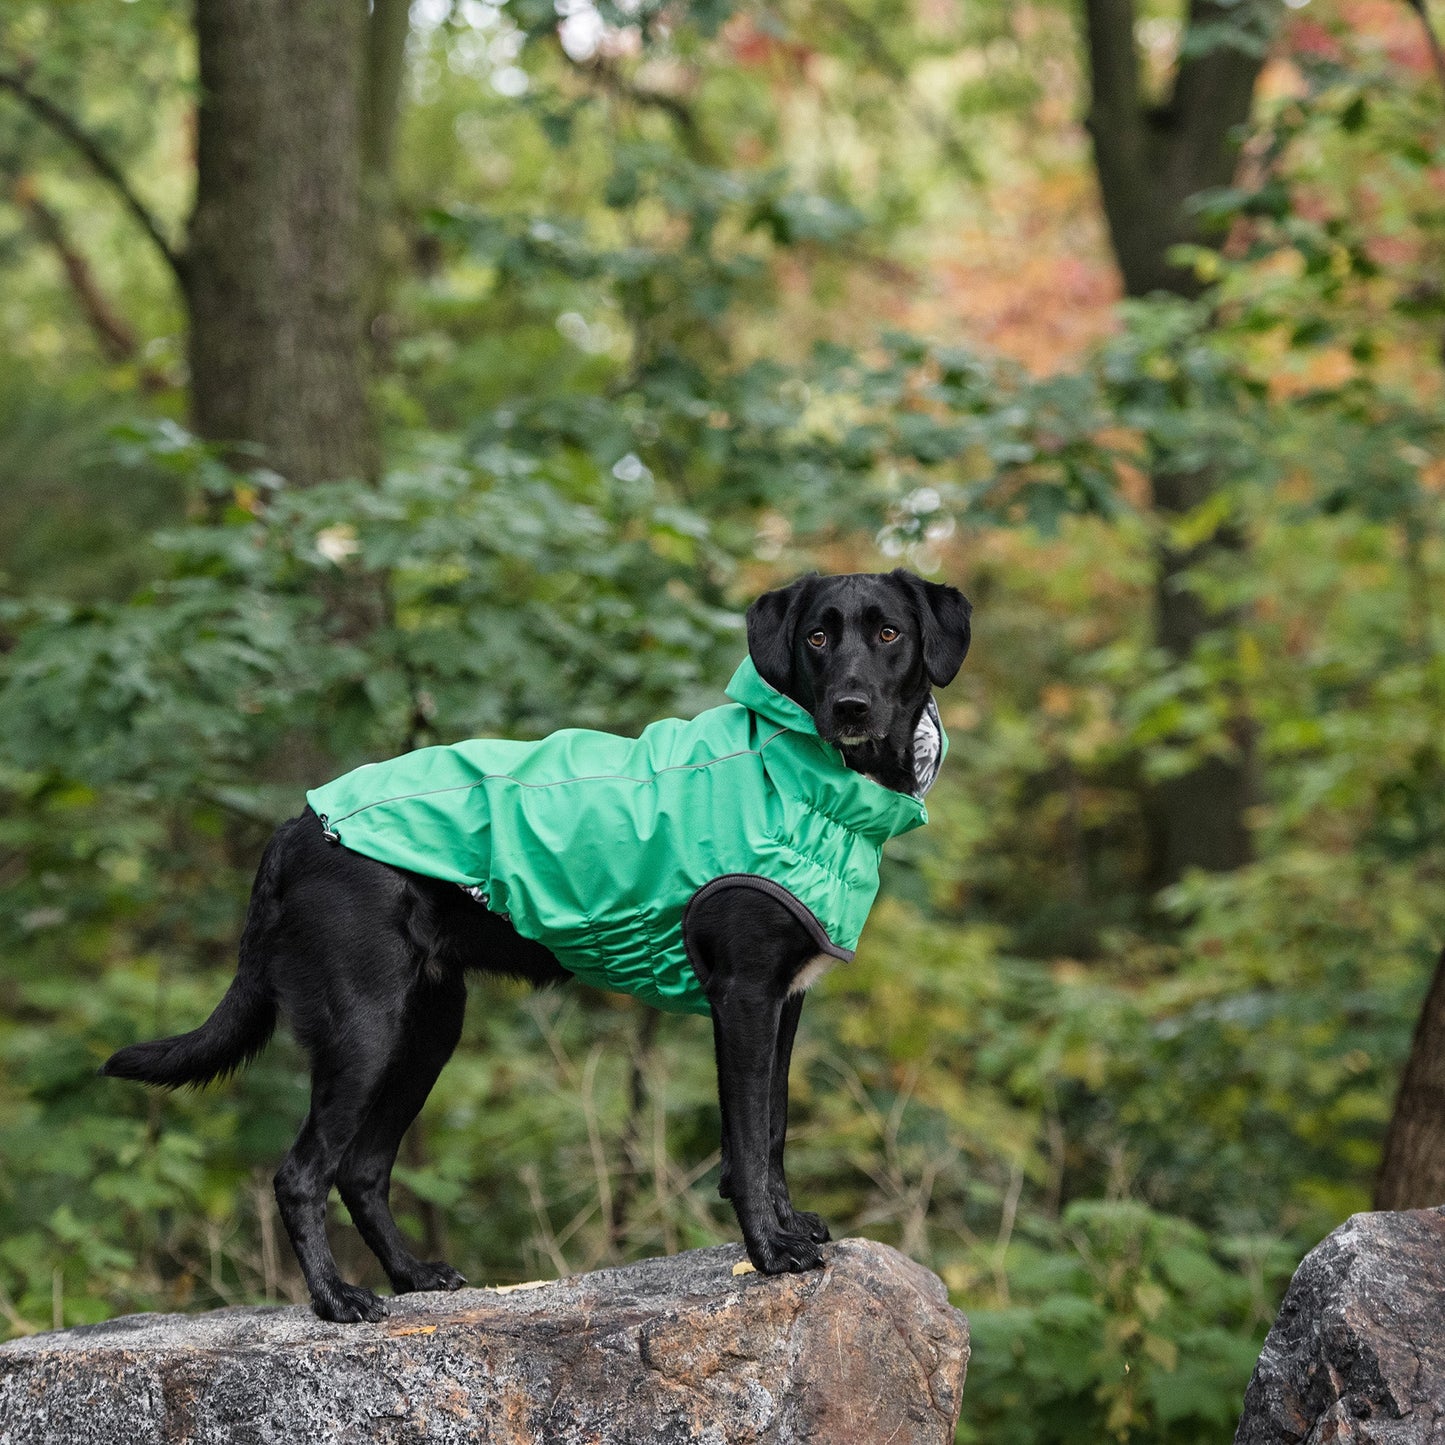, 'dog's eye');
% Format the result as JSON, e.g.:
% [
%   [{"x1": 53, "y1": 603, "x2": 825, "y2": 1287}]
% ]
[
  {"x1": 880, "y1": 626, "x2": 900, "y2": 643},
  {"x1": 807, "y1": 630, "x2": 827, "y2": 649}
]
